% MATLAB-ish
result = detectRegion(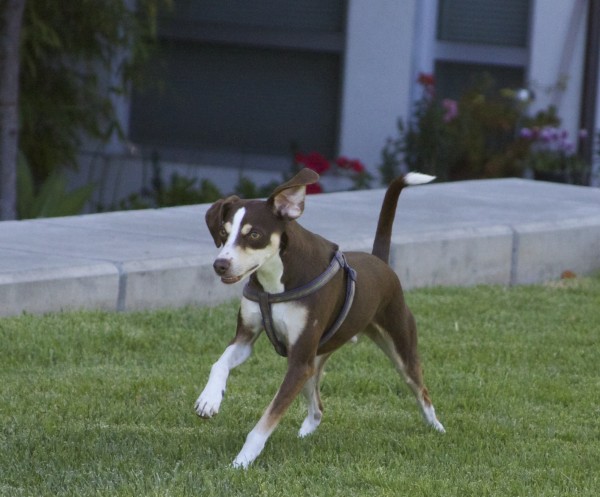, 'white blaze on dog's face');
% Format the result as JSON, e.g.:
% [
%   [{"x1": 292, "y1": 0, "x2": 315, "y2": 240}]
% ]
[{"x1": 215, "y1": 205, "x2": 283, "y2": 286}]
